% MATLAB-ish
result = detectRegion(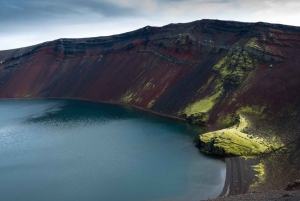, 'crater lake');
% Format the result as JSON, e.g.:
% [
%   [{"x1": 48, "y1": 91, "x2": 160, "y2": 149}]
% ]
[{"x1": 0, "y1": 99, "x2": 225, "y2": 201}]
